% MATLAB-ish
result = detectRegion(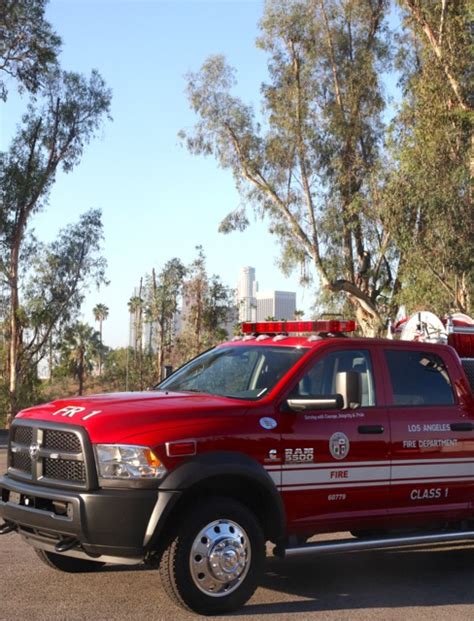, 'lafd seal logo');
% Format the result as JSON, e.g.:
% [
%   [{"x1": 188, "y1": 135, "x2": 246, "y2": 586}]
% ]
[{"x1": 329, "y1": 432, "x2": 350, "y2": 460}]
